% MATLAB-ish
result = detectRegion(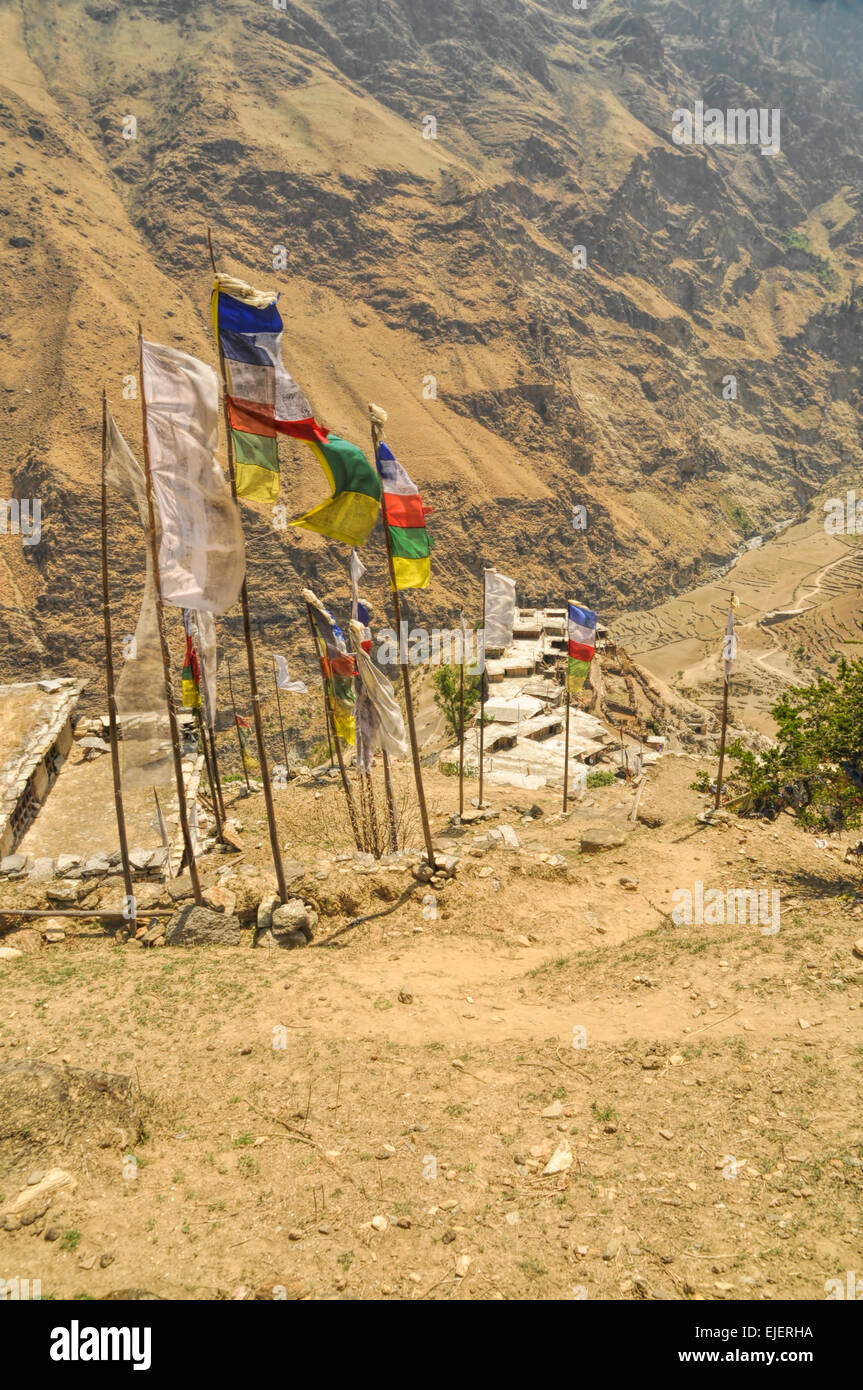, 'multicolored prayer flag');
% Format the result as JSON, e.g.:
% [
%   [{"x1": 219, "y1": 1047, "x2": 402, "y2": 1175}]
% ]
[
  {"x1": 356, "y1": 600, "x2": 373, "y2": 654},
  {"x1": 181, "y1": 631, "x2": 201, "y2": 710},
  {"x1": 567, "y1": 602, "x2": 597, "y2": 694},
  {"x1": 212, "y1": 276, "x2": 381, "y2": 543},
  {"x1": 377, "y1": 441, "x2": 433, "y2": 589},
  {"x1": 304, "y1": 588, "x2": 357, "y2": 746}
]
